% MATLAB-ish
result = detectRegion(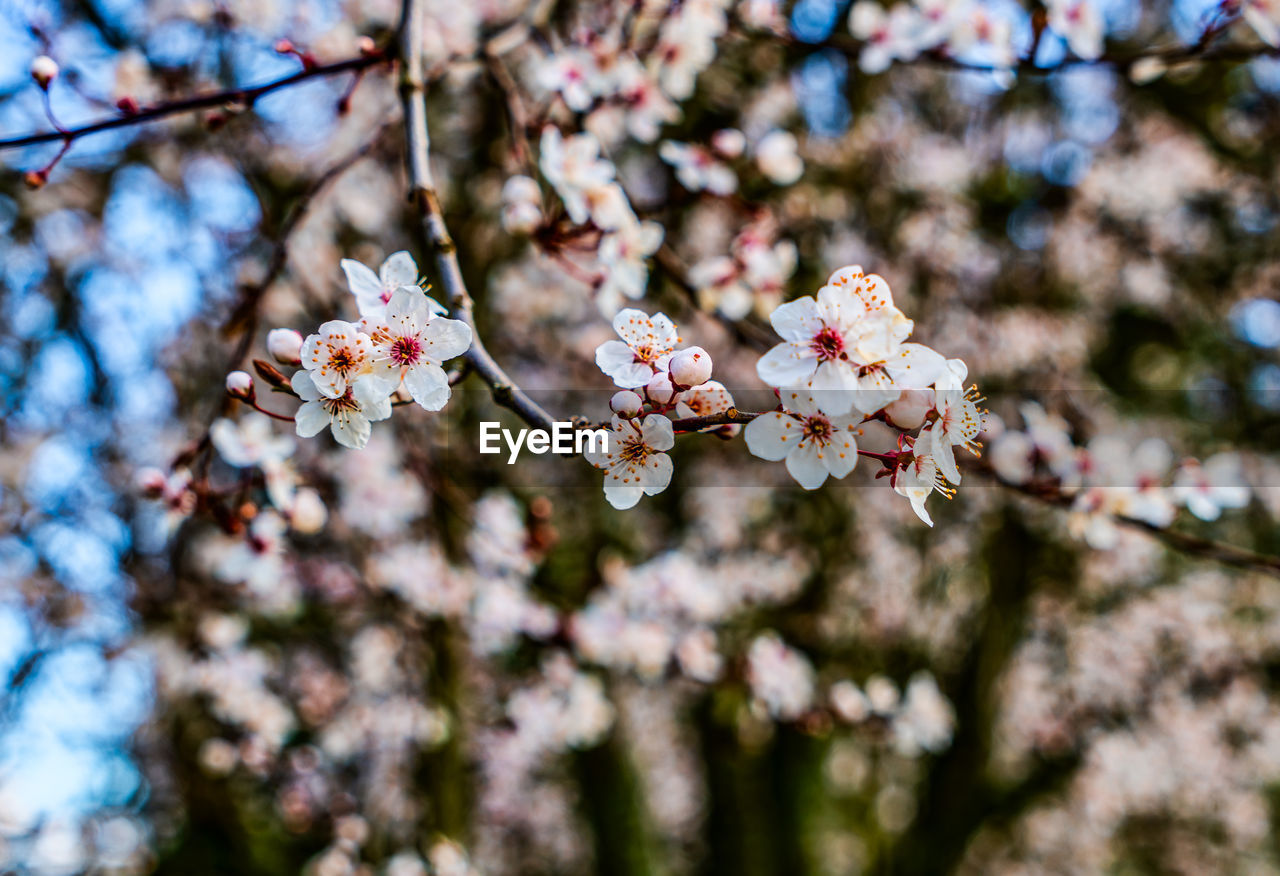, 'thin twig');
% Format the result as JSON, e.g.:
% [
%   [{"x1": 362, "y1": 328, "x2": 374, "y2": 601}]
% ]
[{"x1": 0, "y1": 52, "x2": 390, "y2": 153}]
